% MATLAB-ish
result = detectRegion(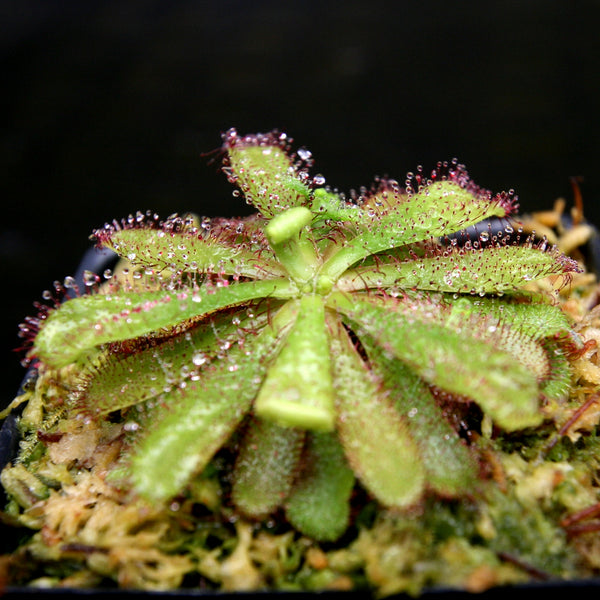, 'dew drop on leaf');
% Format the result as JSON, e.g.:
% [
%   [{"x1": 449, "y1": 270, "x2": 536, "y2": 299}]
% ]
[
  {"x1": 63, "y1": 276, "x2": 77, "y2": 289},
  {"x1": 82, "y1": 270, "x2": 98, "y2": 287},
  {"x1": 192, "y1": 352, "x2": 207, "y2": 366},
  {"x1": 298, "y1": 148, "x2": 312, "y2": 161}
]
